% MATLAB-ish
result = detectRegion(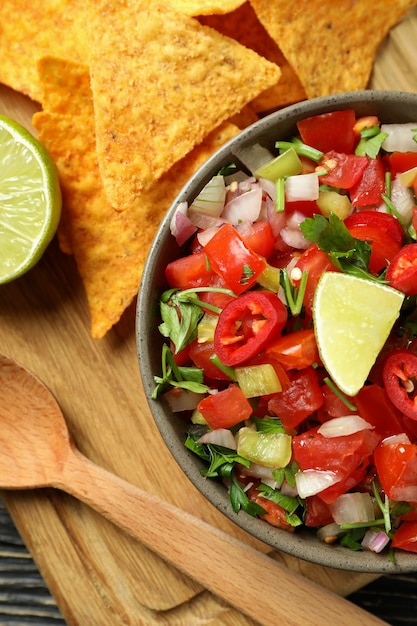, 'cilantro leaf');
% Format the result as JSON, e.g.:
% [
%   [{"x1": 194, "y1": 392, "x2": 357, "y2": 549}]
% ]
[
  {"x1": 300, "y1": 213, "x2": 378, "y2": 280},
  {"x1": 152, "y1": 344, "x2": 209, "y2": 398},
  {"x1": 159, "y1": 288, "x2": 204, "y2": 353},
  {"x1": 251, "y1": 417, "x2": 286, "y2": 434},
  {"x1": 230, "y1": 473, "x2": 267, "y2": 517},
  {"x1": 184, "y1": 436, "x2": 250, "y2": 478},
  {"x1": 355, "y1": 125, "x2": 388, "y2": 159}
]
